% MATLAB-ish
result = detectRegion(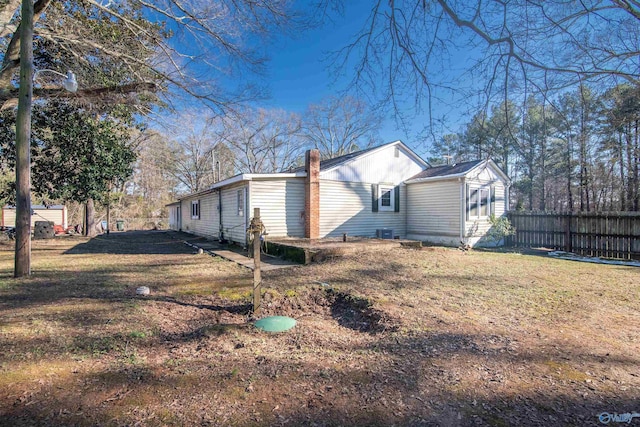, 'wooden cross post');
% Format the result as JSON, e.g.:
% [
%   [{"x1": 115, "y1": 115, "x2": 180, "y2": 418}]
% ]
[{"x1": 251, "y1": 208, "x2": 262, "y2": 316}]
